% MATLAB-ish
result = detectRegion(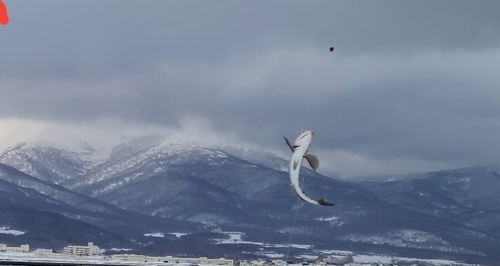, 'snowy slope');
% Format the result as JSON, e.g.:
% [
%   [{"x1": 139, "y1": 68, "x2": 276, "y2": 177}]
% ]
[
  {"x1": 0, "y1": 162, "x2": 200, "y2": 244},
  {"x1": 0, "y1": 141, "x2": 109, "y2": 185},
  {"x1": 0, "y1": 135, "x2": 290, "y2": 191},
  {"x1": 356, "y1": 165, "x2": 500, "y2": 238}
]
